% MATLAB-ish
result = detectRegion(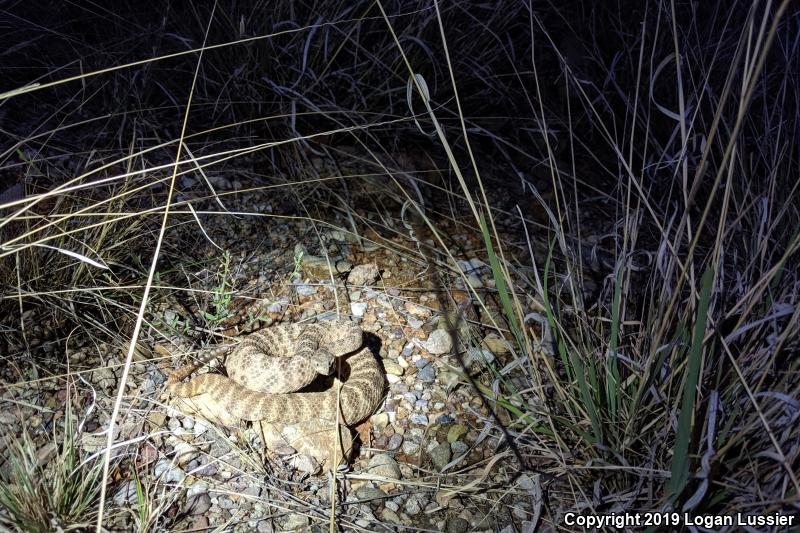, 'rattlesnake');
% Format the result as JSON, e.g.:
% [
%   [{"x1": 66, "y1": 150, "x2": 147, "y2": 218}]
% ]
[{"x1": 166, "y1": 319, "x2": 384, "y2": 427}]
